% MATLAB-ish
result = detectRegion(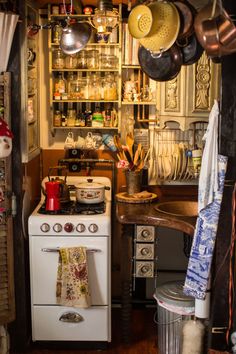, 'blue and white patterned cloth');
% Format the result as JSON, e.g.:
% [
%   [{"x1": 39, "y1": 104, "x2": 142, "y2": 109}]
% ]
[
  {"x1": 184, "y1": 100, "x2": 228, "y2": 300},
  {"x1": 184, "y1": 155, "x2": 227, "y2": 299}
]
